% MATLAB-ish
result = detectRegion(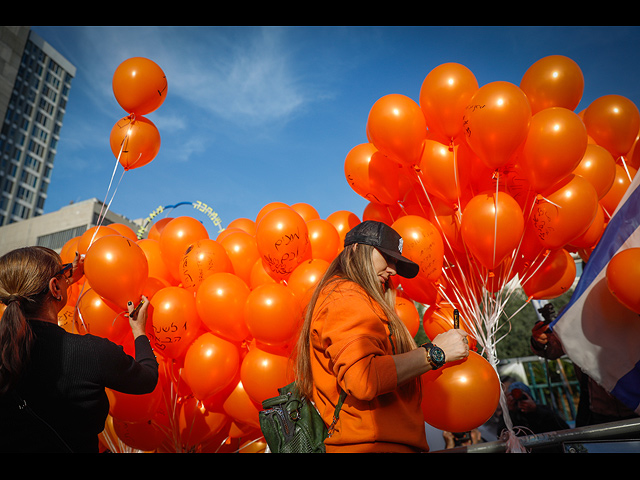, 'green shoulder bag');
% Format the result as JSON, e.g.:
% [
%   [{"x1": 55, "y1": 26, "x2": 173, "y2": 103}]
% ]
[{"x1": 259, "y1": 382, "x2": 345, "y2": 453}]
